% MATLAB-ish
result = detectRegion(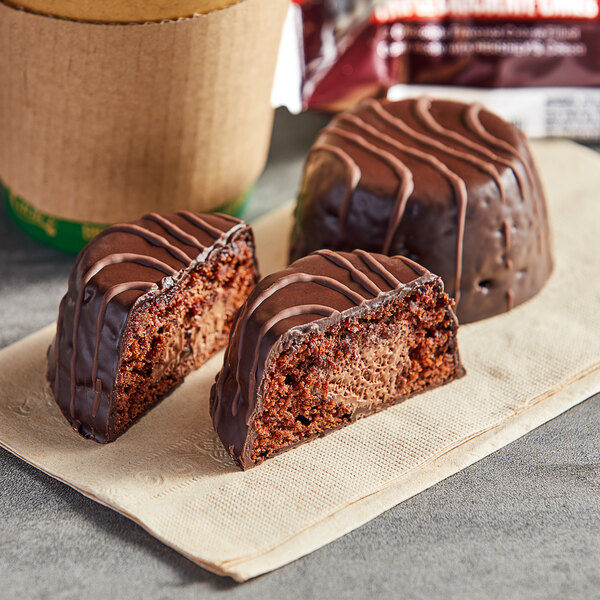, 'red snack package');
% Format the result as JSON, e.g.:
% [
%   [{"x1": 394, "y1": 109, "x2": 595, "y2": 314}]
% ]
[{"x1": 293, "y1": 0, "x2": 600, "y2": 139}]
